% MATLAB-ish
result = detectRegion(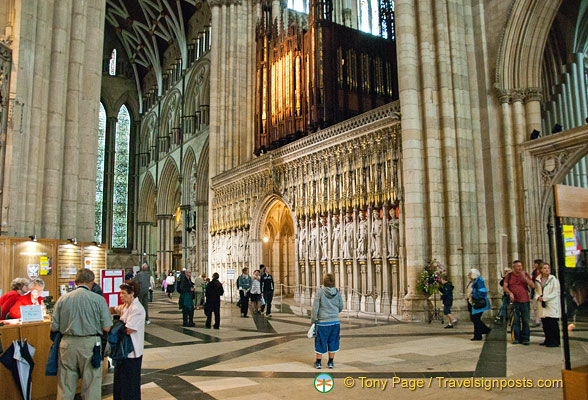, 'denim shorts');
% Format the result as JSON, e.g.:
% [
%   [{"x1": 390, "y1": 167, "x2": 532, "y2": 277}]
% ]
[{"x1": 315, "y1": 322, "x2": 340, "y2": 354}]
